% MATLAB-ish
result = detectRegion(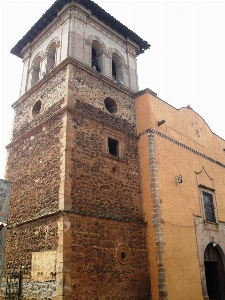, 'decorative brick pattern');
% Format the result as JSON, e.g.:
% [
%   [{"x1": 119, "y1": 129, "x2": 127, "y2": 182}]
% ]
[{"x1": 148, "y1": 131, "x2": 168, "y2": 300}]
